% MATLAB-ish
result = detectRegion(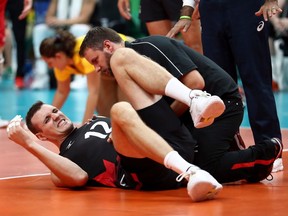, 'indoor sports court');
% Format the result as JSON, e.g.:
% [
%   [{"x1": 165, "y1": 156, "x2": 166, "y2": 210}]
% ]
[{"x1": 0, "y1": 88, "x2": 287, "y2": 216}]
